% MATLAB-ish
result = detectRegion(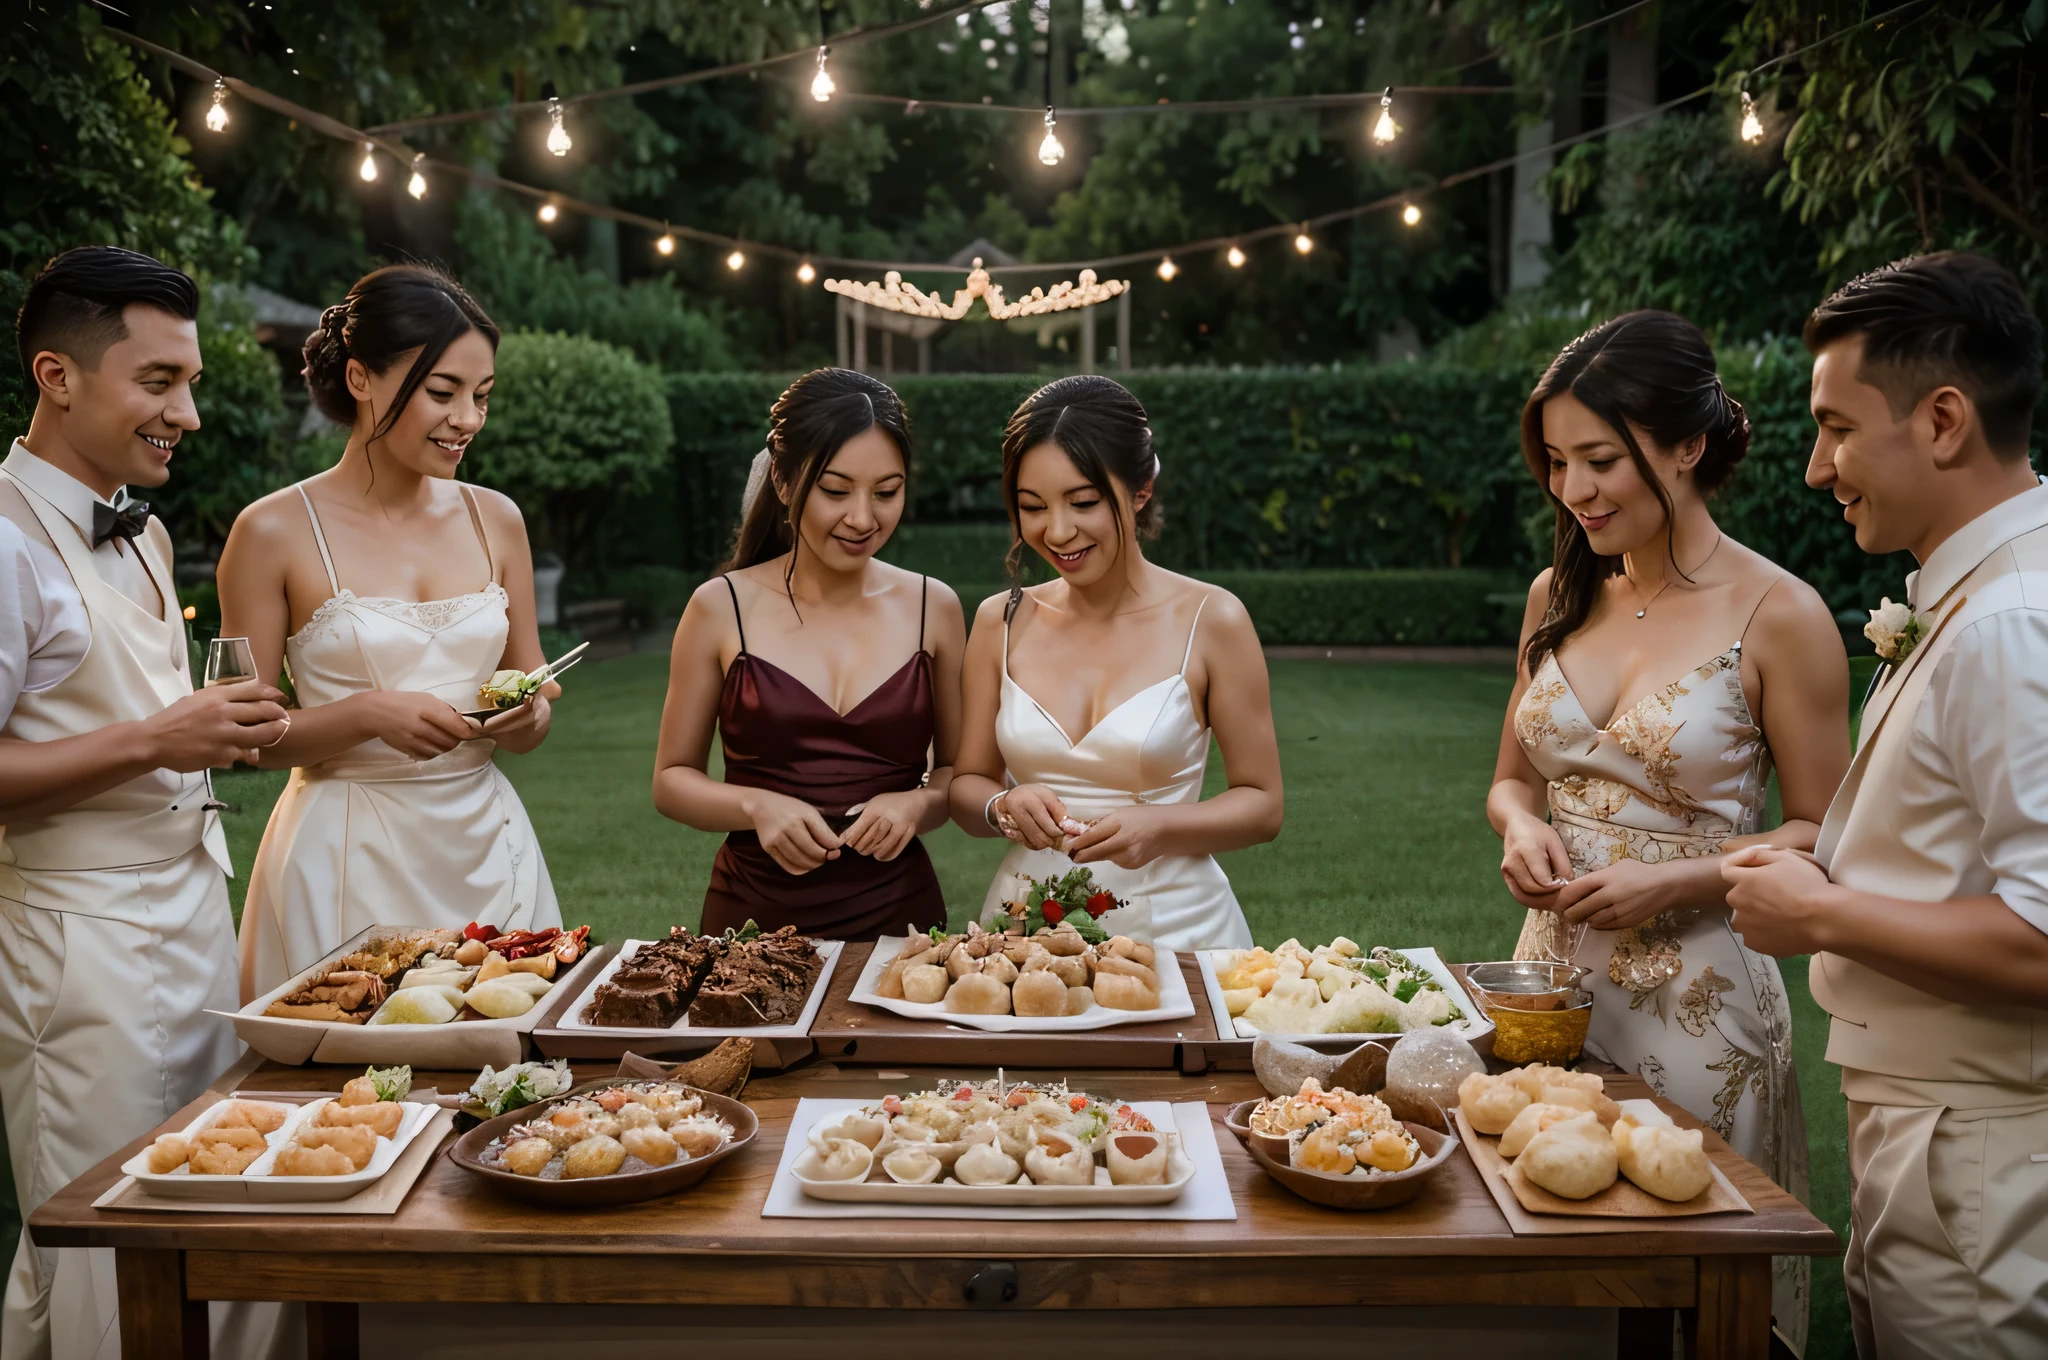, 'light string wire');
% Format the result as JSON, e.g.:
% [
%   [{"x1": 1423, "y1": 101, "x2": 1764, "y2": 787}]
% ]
[
  {"x1": 816, "y1": 85, "x2": 1516, "y2": 117},
  {"x1": 103, "y1": 5, "x2": 1892, "y2": 280}
]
